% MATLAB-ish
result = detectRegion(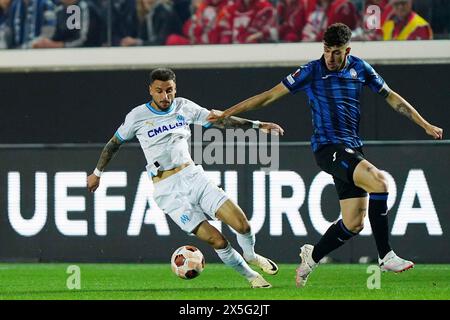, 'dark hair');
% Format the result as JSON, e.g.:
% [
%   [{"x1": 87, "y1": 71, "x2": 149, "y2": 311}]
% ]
[
  {"x1": 150, "y1": 68, "x2": 176, "y2": 84},
  {"x1": 323, "y1": 23, "x2": 352, "y2": 47}
]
